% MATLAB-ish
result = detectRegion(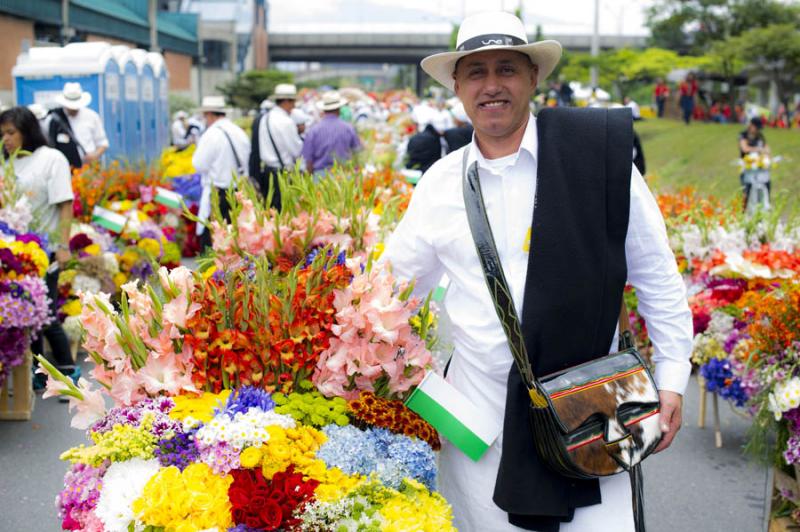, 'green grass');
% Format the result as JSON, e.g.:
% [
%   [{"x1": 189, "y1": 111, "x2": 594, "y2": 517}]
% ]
[{"x1": 636, "y1": 119, "x2": 800, "y2": 202}]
